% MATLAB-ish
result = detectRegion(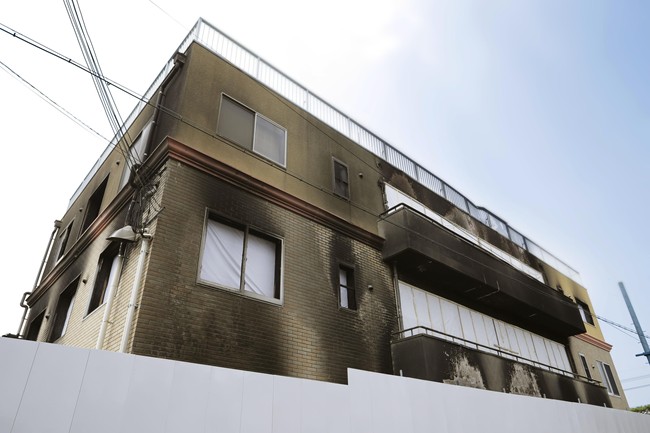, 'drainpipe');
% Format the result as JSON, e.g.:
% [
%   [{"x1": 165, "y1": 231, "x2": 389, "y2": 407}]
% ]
[
  {"x1": 17, "y1": 220, "x2": 61, "y2": 338},
  {"x1": 144, "y1": 52, "x2": 185, "y2": 156},
  {"x1": 119, "y1": 230, "x2": 152, "y2": 353},
  {"x1": 16, "y1": 292, "x2": 31, "y2": 338},
  {"x1": 33, "y1": 220, "x2": 62, "y2": 289},
  {"x1": 96, "y1": 245, "x2": 126, "y2": 350}
]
